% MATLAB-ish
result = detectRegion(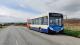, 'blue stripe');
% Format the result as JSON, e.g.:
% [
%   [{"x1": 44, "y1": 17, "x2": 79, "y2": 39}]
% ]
[{"x1": 31, "y1": 27, "x2": 48, "y2": 33}]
